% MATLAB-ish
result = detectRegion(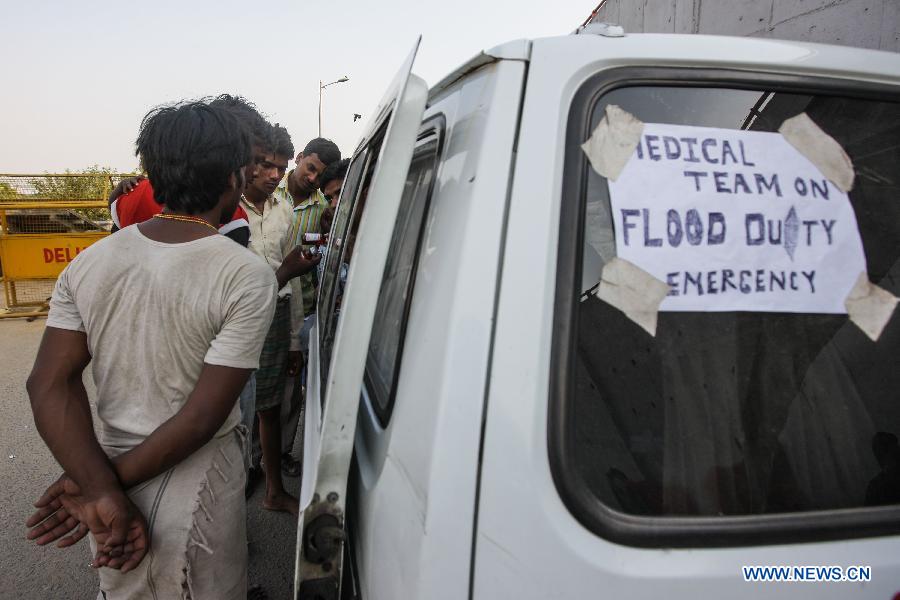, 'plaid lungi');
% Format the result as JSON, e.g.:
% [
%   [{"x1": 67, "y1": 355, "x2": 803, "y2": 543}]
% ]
[{"x1": 255, "y1": 297, "x2": 290, "y2": 411}]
